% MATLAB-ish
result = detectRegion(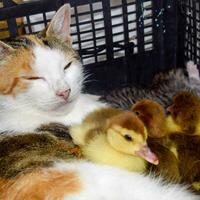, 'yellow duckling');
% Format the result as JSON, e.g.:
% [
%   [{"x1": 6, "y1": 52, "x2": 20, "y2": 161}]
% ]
[{"x1": 70, "y1": 109, "x2": 159, "y2": 172}]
